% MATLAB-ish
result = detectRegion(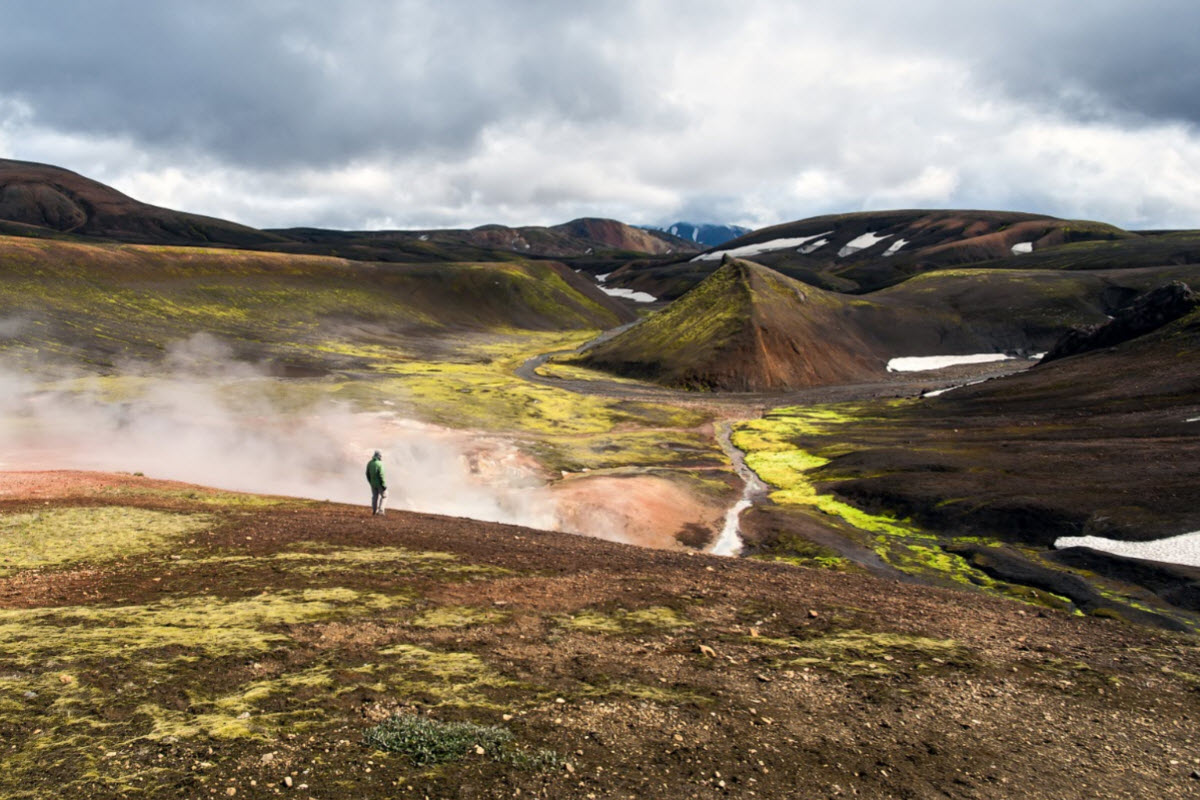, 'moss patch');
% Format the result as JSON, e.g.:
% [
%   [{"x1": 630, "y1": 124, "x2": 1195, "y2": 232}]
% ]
[
  {"x1": 376, "y1": 644, "x2": 523, "y2": 710},
  {"x1": 409, "y1": 606, "x2": 509, "y2": 628},
  {"x1": 564, "y1": 606, "x2": 692, "y2": 634},
  {"x1": 756, "y1": 629, "x2": 973, "y2": 679},
  {"x1": 0, "y1": 588, "x2": 410, "y2": 666},
  {"x1": 0, "y1": 506, "x2": 212, "y2": 576}
]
